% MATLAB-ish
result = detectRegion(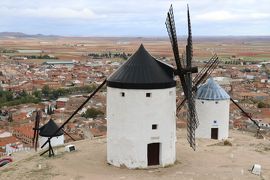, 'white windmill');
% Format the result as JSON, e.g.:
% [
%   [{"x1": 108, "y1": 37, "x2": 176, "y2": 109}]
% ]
[
  {"x1": 195, "y1": 78, "x2": 230, "y2": 140},
  {"x1": 106, "y1": 44, "x2": 177, "y2": 168}
]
